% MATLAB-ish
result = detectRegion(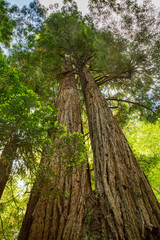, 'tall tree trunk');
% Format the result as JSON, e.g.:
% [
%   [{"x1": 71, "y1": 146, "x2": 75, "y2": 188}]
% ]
[
  {"x1": 18, "y1": 67, "x2": 91, "y2": 240},
  {"x1": 0, "y1": 136, "x2": 17, "y2": 198},
  {"x1": 79, "y1": 66, "x2": 160, "y2": 240}
]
